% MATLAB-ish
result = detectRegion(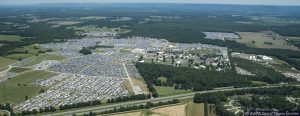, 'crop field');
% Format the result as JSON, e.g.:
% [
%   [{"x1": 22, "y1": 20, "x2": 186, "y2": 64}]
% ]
[
  {"x1": 0, "y1": 34, "x2": 24, "y2": 42},
  {"x1": 0, "y1": 70, "x2": 56, "y2": 104},
  {"x1": 112, "y1": 103, "x2": 186, "y2": 116},
  {"x1": 236, "y1": 31, "x2": 299, "y2": 50},
  {"x1": 186, "y1": 101, "x2": 215, "y2": 116},
  {"x1": 0, "y1": 57, "x2": 16, "y2": 69},
  {"x1": 155, "y1": 86, "x2": 192, "y2": 97}
]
